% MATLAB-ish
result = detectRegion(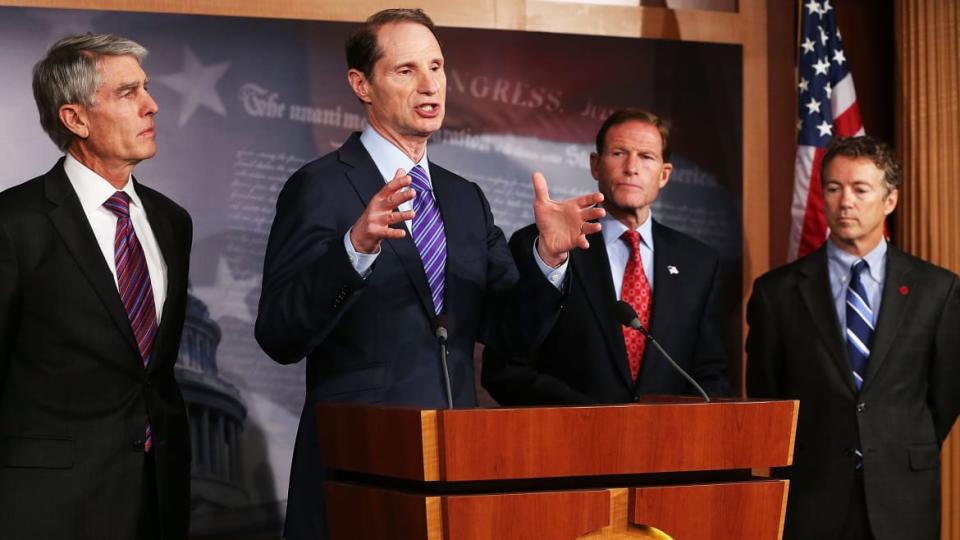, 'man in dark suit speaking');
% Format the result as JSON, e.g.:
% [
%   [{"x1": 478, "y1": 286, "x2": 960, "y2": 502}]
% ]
[
  {"x1": 0, "y1": 34, "x2": 192, "y2": 539},
  {"x1": 255, "y1": 9, "x2": 604, "y2": 540},
  {"x1": 746, "y1": 136, "x2": 960, "y2": 540},
  {"x1": 483, "y1": 108, "x2": 731, "y2": 405}
]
